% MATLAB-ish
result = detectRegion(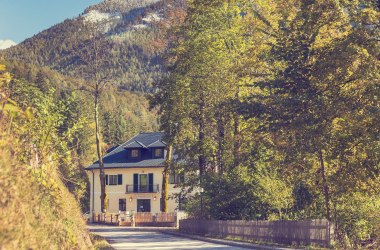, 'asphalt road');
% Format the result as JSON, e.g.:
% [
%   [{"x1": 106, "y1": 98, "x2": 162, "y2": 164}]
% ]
[{"x1": 88, "y1": 225, "x2": 247, "y2": 250}]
